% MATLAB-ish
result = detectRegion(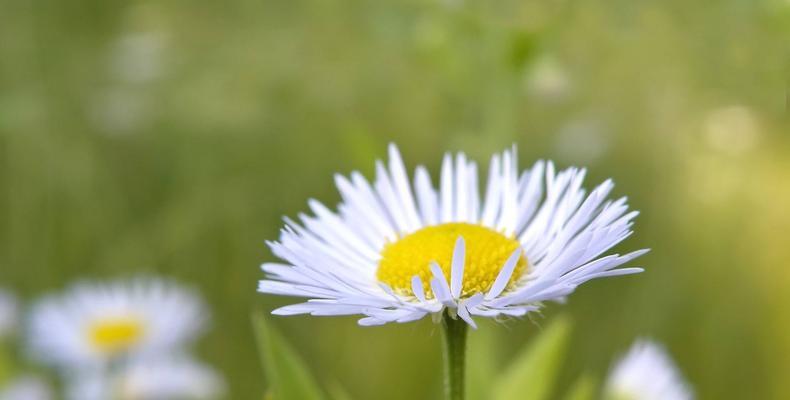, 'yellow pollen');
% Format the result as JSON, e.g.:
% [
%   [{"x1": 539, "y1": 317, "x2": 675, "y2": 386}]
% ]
[
  {"x1": 377, "y1": 223, "x2": 528, "y2": 298},
  {"x1": 88, "y1": 317, "x2": 145, "y2": 354}
]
